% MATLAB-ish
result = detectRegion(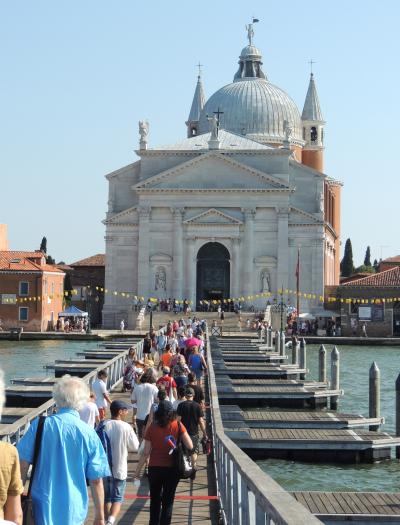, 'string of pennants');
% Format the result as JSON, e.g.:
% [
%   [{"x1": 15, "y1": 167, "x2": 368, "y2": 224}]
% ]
[{"x1": 2, "y1": 285, "x2": 400, "y2": 306}]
